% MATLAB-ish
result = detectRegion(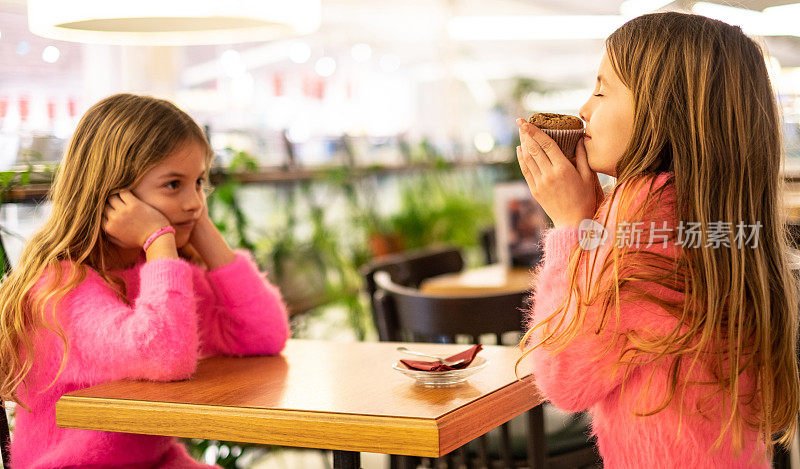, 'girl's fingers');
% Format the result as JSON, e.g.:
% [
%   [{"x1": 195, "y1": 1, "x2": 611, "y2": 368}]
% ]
[
  {"x1": 517, "y1": 145, "x2": 540, "y2": 177},
  {"x1": 517, "y1": 146, "x2": 542, "y2": 178},
  {"x1": 517, "y1": 146, "x2": 537, "y2": 191},
  {"x1": 517, "y1": 120, "x2": 553, "y2": 170},
  {"x1": 117, "y1": 190, "x2": 135, "y2": 205},
  {"x1": 106, "y1": 233, "x2": 126, "y2": 247},
  {"x1": 520, "y1": 119, "x2": 570, "y2": 167},
  {"x1": 575, "y1": 136, "x2": 587, "y2": 160},
  {"x1": 107, "y1": 194, "x2": 123, "y2": 209},
  {"x1": 573, "y1": 138, "x2": 592, "y2": 178},
  {"x1": 529, "y1": 127, "x2": 565, "y2": 165}
]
